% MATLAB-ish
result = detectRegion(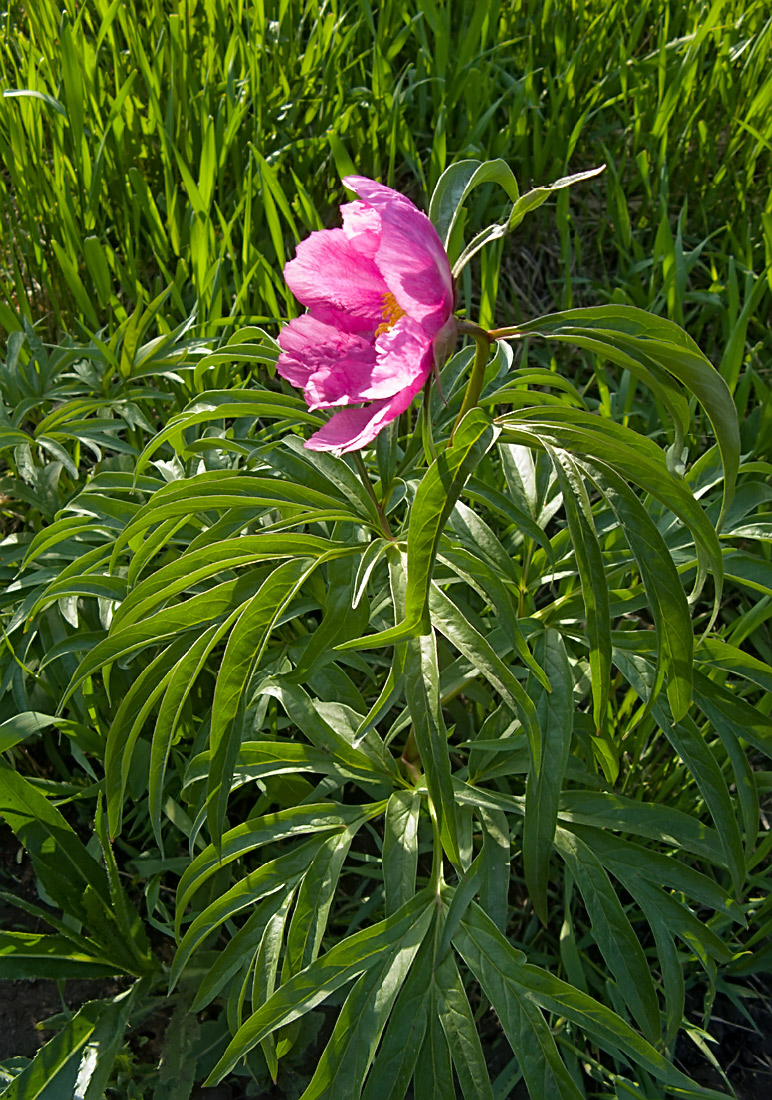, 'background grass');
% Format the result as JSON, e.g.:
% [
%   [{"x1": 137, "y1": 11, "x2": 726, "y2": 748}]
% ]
[{"x1": 1, "y1": 0, "x2": 770, "y2": 361}]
